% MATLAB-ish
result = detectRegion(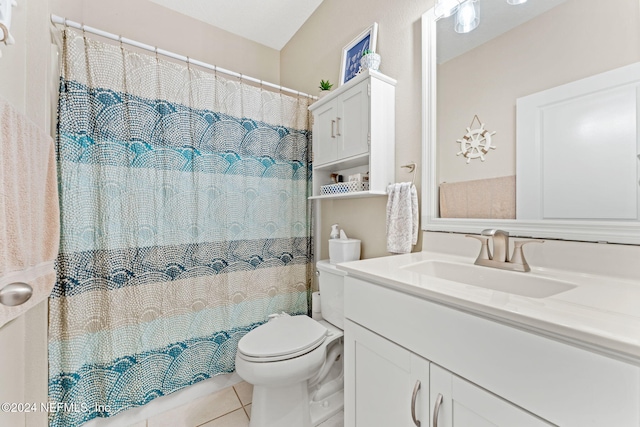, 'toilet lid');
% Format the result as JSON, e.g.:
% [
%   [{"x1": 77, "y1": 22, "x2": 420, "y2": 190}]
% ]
[{"x1": 238, "y1": 315, "x2": 328, "y2": 360}]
